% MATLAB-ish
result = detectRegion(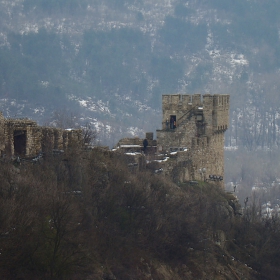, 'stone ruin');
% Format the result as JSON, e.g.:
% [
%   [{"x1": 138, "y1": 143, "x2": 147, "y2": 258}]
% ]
[
  {"x1": 115, "y1": 93, "x2": 230, "y2": 184},
  {"x1": 0, "y1": 93, "x2": 230, "y2": 185},
  {"x1": 0, "y1": 112, "x2": 82, "y2": 158}
]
